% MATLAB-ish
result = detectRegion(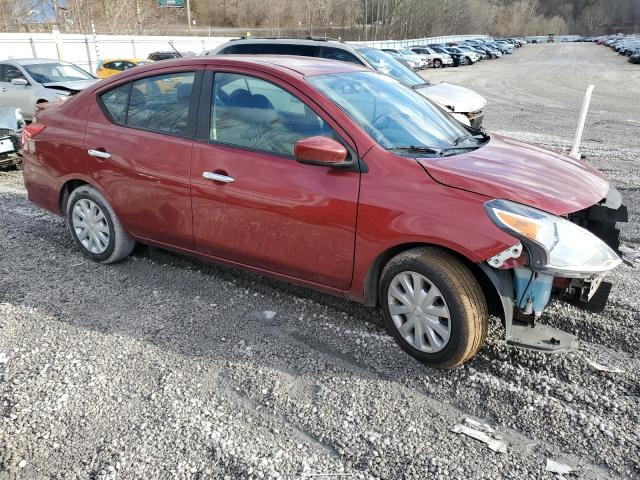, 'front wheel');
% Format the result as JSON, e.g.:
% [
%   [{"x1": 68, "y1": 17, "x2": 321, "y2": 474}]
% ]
[
  {"x1": 433, "y1": 59, "x2": 443, "y2": 68},
  {"x1": 66, "y1": 185, "x2": 135, "y2": 264},
  {"x1": 379, "y1": 247, "x2": 488, "y2": 369}
]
